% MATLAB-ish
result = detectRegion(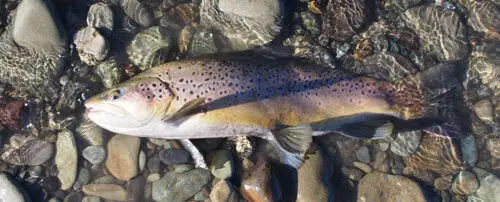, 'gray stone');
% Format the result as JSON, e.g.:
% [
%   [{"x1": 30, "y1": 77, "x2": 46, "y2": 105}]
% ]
[
  {"x1": 452, "y1": 170, "x2": 479, "y2": 195},
  {"x1": 468, "y1": 168, "x2": 500, "y2": 202},
  {"x1": 126, "y1": 175, "x2": 145, "y2": 202},
  {"x1": 173, "y1": 164, "x2": 194, "y2": 173},
  {"x1": 82, "y1": 146, "x2": 106, "y2": 165},
  {"x1": 1, "y1": 138, "x2": 54, "y2": 166},
  {"x1": 147, "y1": 154, "x2": 161, "y2": 173},
  {"x1": 467, "y1": 1, "x2": 500, "y2": 37},
  {"x1": 74, "y1": 27, "x2": 109, "y2": 65},
  {"x1": 83, "y1": 184, "x2": 127, "y2": 201},
  {"x1": 95, "y1": 58, "x2": 126, "y2": 89},
  {"x1": 461, "y1": 135, "x2": 477, "y2": 166},
  {"x1": 487, "y1": 138, "x2": 500, "y2": 159},
  {"x1": 82, "y1": 196, "x2": 102, "y2": 202},
  {"x1": 320, "y1": 0, "x2": 367, "y2": 42},
  {"x1": 159, "y1": 148, "x2": 191, "y2": 165},
  {"x1": 87, "y1": 2, "x2": 114, "y2": 36},
  {"x1": 12, "y1": 0, "x2": 67, "y2": 54},
  {"x1": 356, "y1": 146, "x2": 371, "y2": 163},
  {"x1": 209, "y1": 150, "x2": 234, "y2": 179},
  {"x1": 73, "y1": 168, "x2": 91, "y2": 190},
  {"x1": 200, "y1": 0, "x2": 283, "y2": 51},
  {"x1": 55, "y1": 130, "x2": 78, "y2": 190},
  {"x1": 341, "y1": 167, "x2": 364, "y2": 181},
  {"x1": 76, "y1": 118, "x2": 104, "y2": 146},
  {"x1": 152, "y1": 168, "x2": 211, "y2": 202},
  {"x1": 0, "y1": 173, "x2": 31, "y2": 202},
  {"x1": 474, "y1": 100, "x2": 494, "y2": 123},
  {"x1": 390, "y1": 130, "x2": 422, "y2": 156},
  {"x1": 126, "y1": 26, "x2": 171, "y2": 71},
  {"x1": 357, "y1": 172, "x2": 426, "y2": 202},
  {"x1": 121, "y1": 0, "x2": 153, "y2": 27},
  {"x1": 401, "y1": 5, "x2": 469, "y2": 61},
  {"x1": 147, "y1": 173, "x2": 161, "y2": 182}
]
